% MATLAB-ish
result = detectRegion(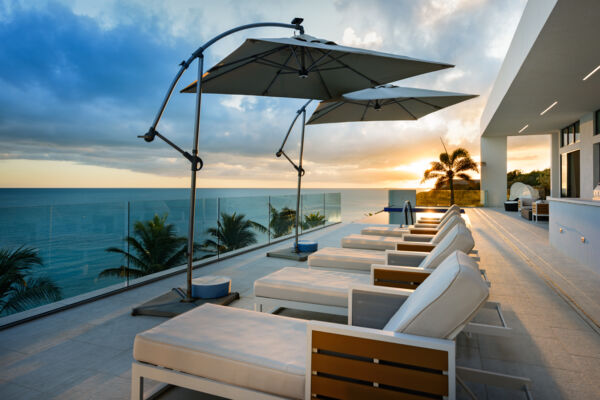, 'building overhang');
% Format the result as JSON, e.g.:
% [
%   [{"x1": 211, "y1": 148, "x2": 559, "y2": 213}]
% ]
[{"x1": 481, "y1": 0, "x2": 600, "y2": 137}]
